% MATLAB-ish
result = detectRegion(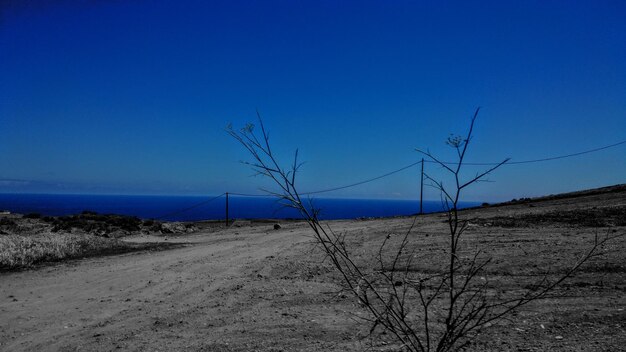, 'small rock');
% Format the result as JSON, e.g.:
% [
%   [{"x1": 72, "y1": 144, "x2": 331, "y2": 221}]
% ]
[
  {"x1": 273, "y1": 223, "x2": 281, "y2": 230},
  {"x1": 555, "y1": 336, "x2": 563, "y2": 340}
]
